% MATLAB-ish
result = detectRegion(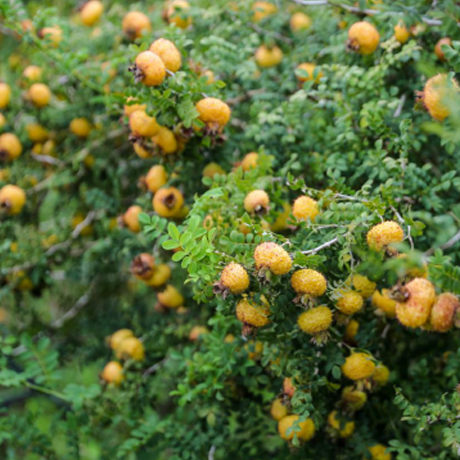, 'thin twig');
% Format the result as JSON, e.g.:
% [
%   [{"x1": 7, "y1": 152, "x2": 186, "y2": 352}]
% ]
[
  {"x1": 208, "y1": 445, "x2": 216, "y2": 460},
  {"x1": 143, "y1": 357, "x2": 168, "y2": 377},
  {"x1": 301, "y1": 237, "x2": 338, "y2": 255},
  {"x1": 425, "y1": 230, "x2": 460, "y2": 256},
  {"x1": 393, "y1": 94, "x2": 407, "y2": 118},
  {"x1": 31, "y1": 153, "x2": 63, "y2": 166}
]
